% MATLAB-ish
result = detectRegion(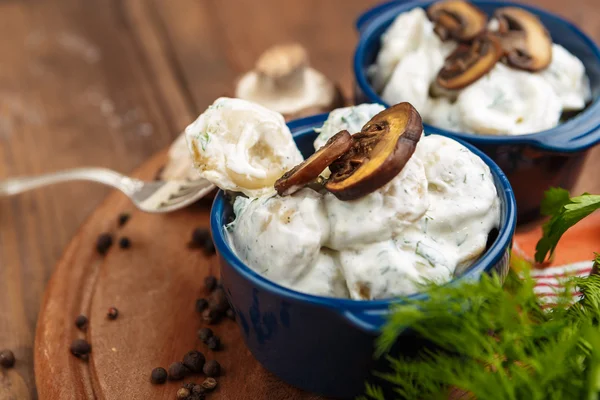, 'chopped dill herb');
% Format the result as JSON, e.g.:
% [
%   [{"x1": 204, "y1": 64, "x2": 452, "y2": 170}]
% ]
[
  {"x1": 197, "y1": 131, "x2": 210, "y2": 151},
  {"x1": 421, "y1": 217, "x2": 428, "y2": 233},
  {"x1": 489, "y1": 91, "x2": 506, "y2": 108},
  {"x1": 415, "y1": 241, "x2": 435, "y2": 267}
]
